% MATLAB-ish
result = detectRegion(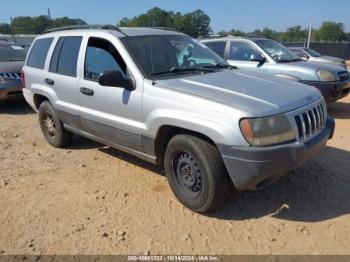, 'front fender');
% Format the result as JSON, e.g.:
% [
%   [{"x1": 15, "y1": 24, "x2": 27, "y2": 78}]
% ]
[{"x1": 144, "y1": 108, "x2": 248, "y2": 146}]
